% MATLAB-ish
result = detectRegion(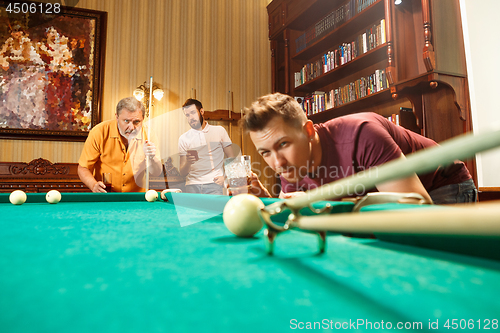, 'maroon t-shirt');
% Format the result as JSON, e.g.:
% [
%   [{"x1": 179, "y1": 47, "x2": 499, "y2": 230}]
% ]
[{"x1": 281, "y1": 112, "x2": 471, "y2": 194}]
